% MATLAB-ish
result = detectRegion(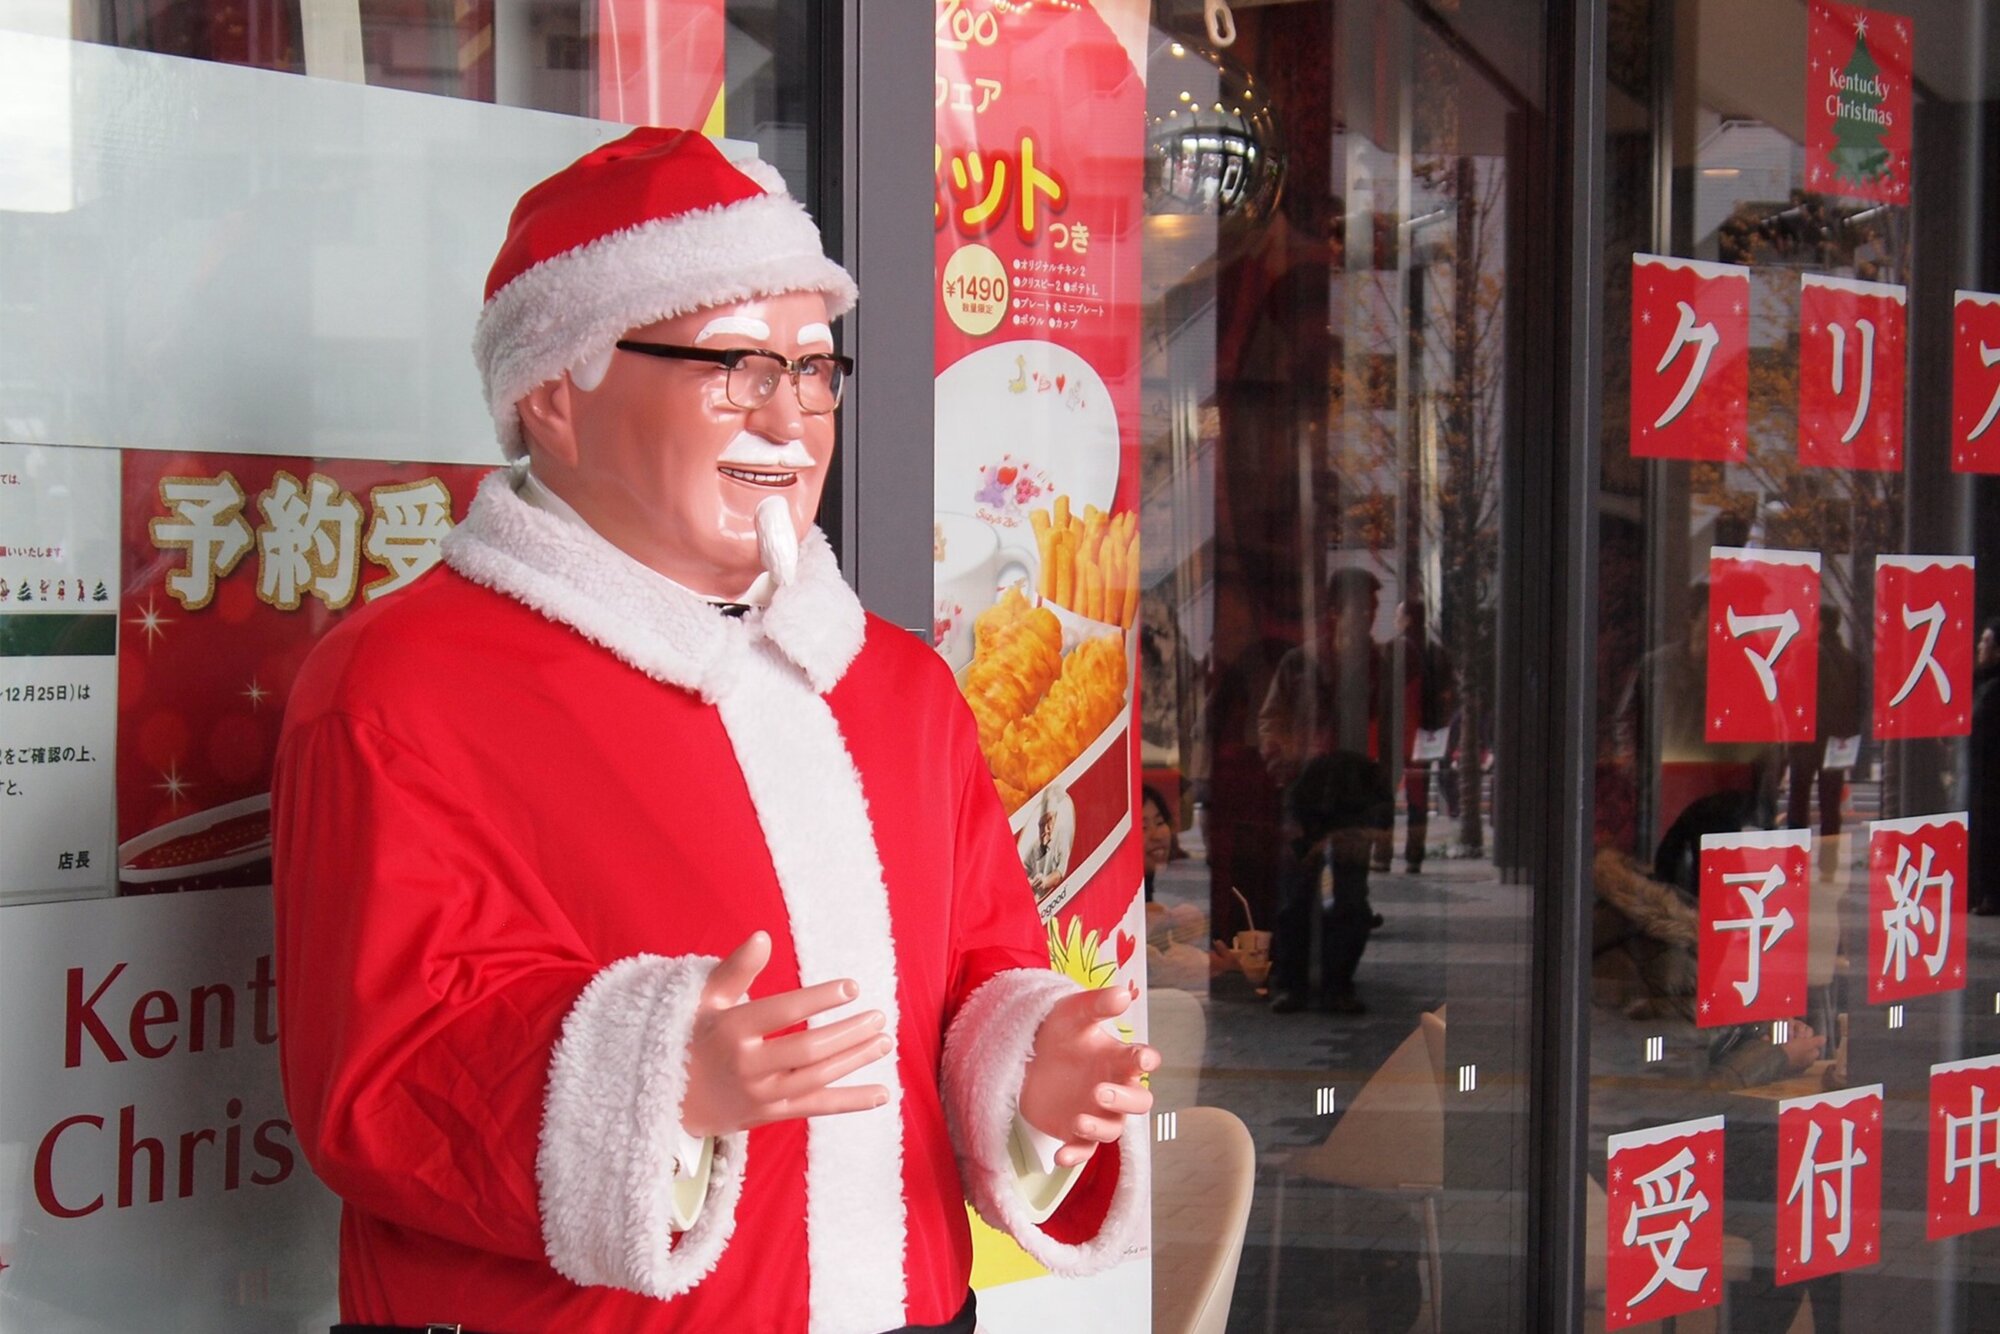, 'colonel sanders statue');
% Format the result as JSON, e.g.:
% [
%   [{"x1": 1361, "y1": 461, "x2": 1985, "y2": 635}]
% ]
[{"x1": 273, "y1": 129, "x2": 1152, "y2": 1334}]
